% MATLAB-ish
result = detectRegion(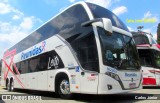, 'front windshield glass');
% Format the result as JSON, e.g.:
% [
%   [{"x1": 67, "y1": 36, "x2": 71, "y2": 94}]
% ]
[
  {"x1": 87, "y1": 3, "x2": 129, "y2": 32},
  {"x1": 133, "y1": 35, "x2": 150, "y2": 45},
  {"x1": 138, "y1": 49, "x2": 160, "y2": 69},
  {"x1": 98, "y1": 28, "x2": 140, "y2": 70},
  {"x1": 138, "y1": 49, "x2": 153, "y2": 67}
]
